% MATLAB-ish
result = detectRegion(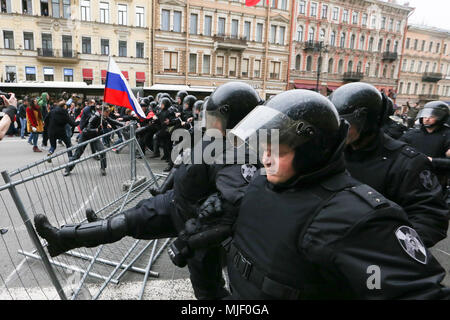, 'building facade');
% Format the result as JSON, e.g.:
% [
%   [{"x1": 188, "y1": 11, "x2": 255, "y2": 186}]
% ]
[
  {"x1": 153, "y1": 0, "x2": 292, "y2": 98},
  {"x1": 396, "y1": 24, "x2": 450, "y2": 106},
  {"x1": 289, "y1": 0, "x2": 412, "y2": 95},
  {"x1": 0, "y1": 0, "x2": 150, "y2": 89}
]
